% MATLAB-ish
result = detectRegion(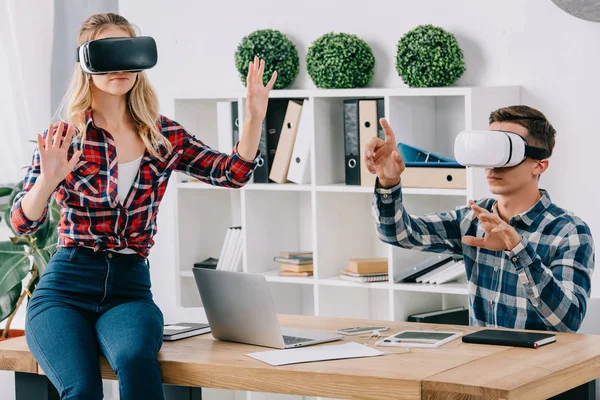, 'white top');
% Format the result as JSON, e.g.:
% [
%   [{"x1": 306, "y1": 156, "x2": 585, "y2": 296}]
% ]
[
  {"x1": 115, "y1": 155, "x2": 143, "y2": 255},
  {"x1": 118, "y1": 155, "x2": 143, "y2": 205}
]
